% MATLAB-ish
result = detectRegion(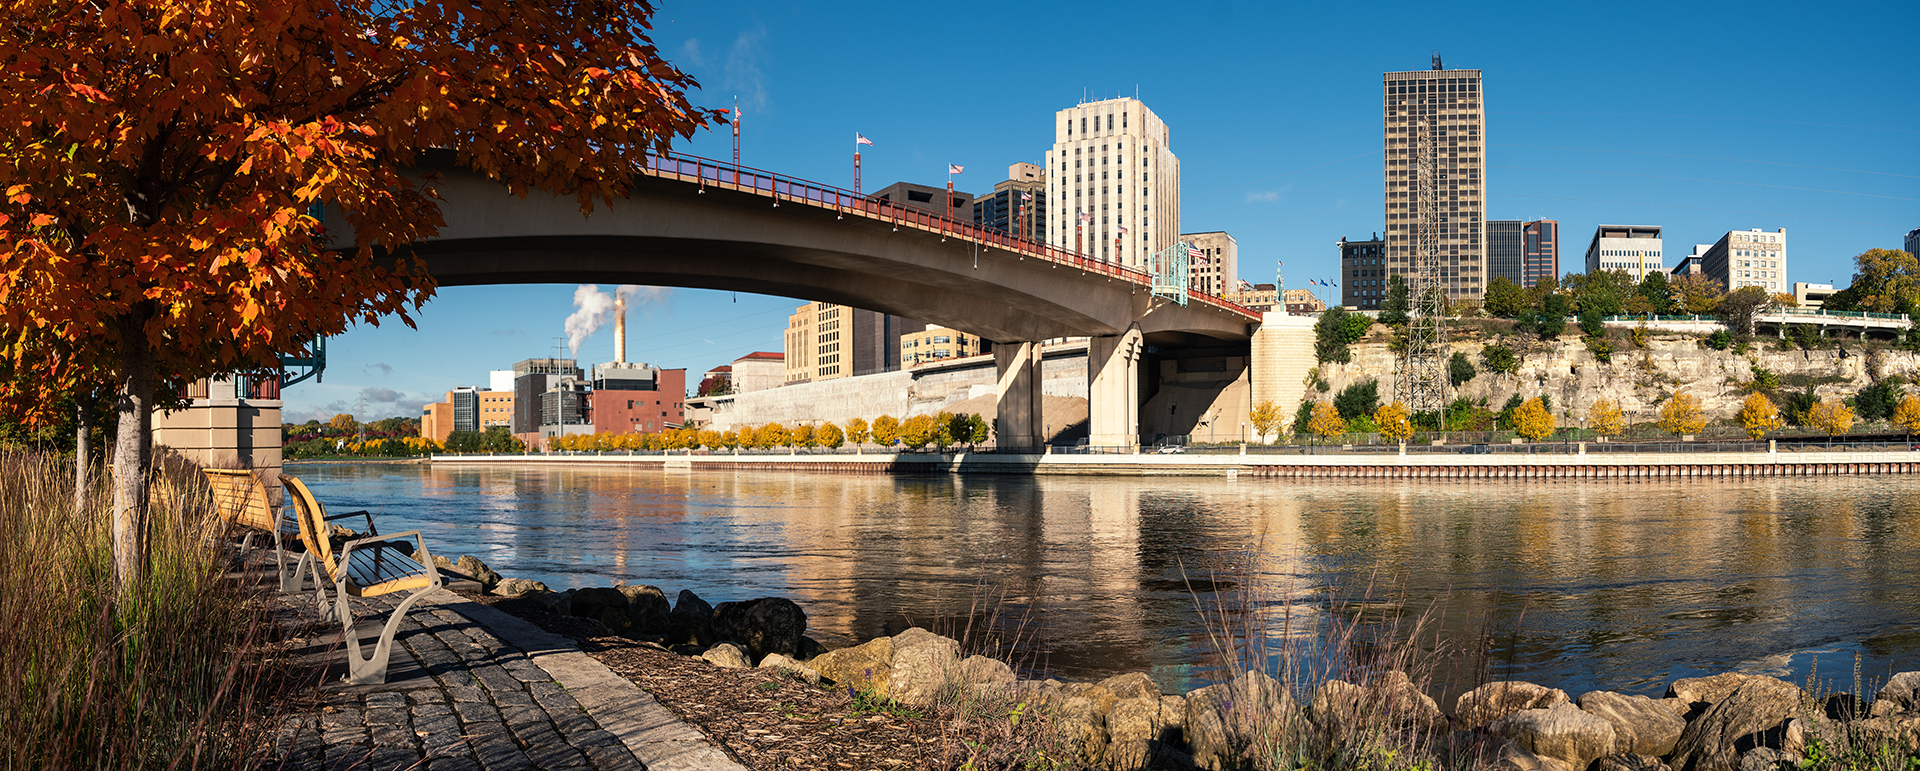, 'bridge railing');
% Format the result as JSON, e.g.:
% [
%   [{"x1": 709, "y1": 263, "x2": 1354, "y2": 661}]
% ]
[{"x1": 638, "y1": 151, "x2": 1259, "y2": 320}]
